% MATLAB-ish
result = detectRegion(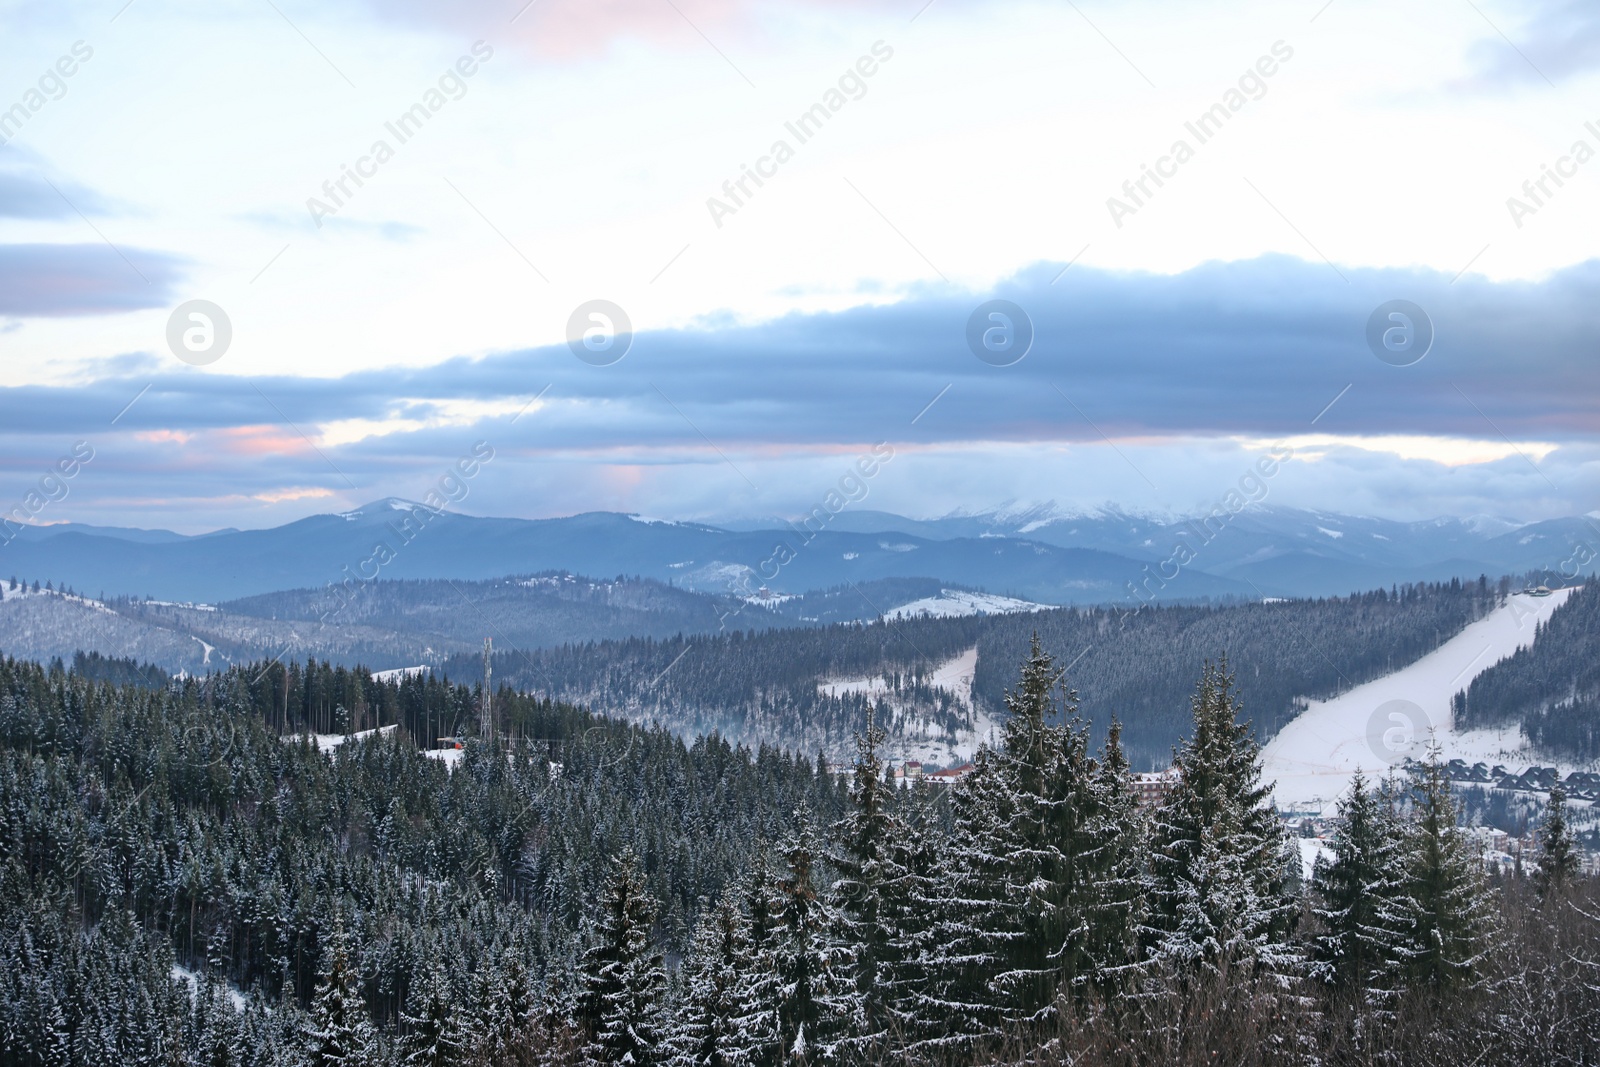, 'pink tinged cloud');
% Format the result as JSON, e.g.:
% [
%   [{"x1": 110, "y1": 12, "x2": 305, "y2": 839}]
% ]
[{"x1": 367, "y1": 0, "x2": 900, "y2": 59}]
